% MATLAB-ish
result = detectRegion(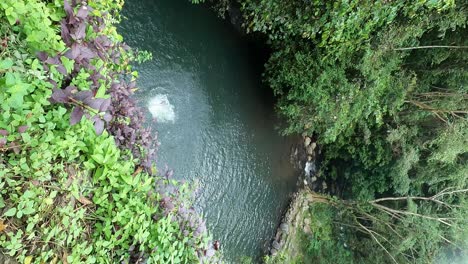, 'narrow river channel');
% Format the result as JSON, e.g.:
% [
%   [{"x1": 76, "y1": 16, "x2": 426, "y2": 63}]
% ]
[{"x1": 119, "y1": 0, "x2": 297, "y2": 261}]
